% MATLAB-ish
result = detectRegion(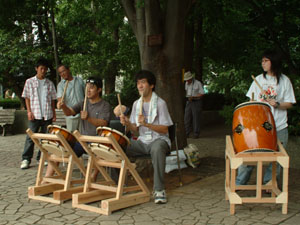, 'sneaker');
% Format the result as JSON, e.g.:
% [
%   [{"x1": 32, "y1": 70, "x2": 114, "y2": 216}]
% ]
[
  {"x1": 20, "y1": 160, "x2": 30, "y2": 169},
  {"x1": 154, "y1": 190, "x2": 167, "y2": 204}
]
